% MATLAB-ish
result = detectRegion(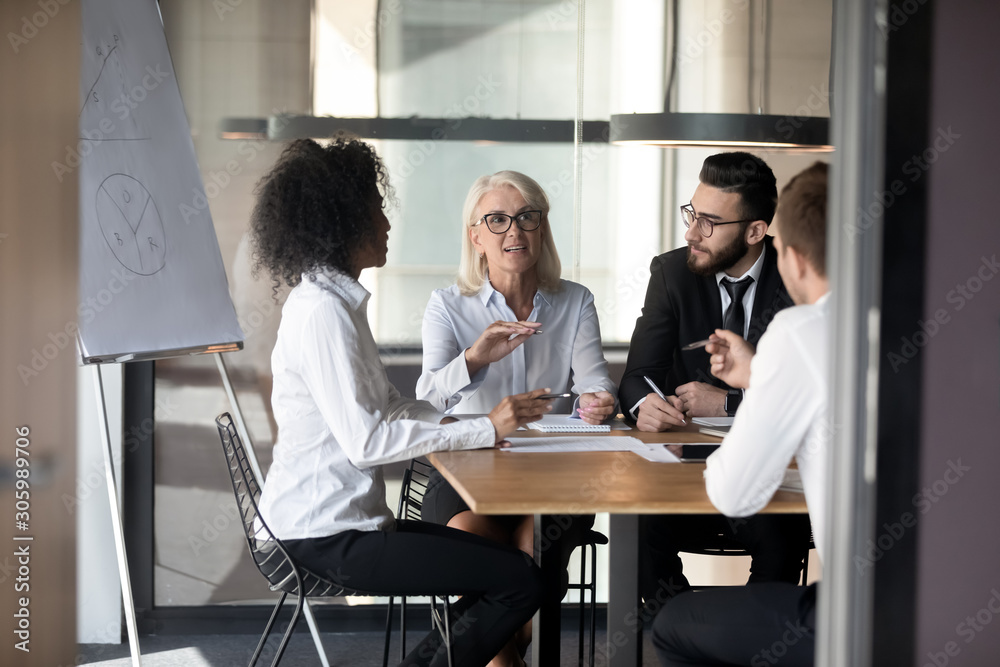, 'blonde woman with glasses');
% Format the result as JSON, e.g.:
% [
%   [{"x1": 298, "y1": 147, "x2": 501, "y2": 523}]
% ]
[{"x1": 416, "y1": 170, "x2": 616, "y2": 666}]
